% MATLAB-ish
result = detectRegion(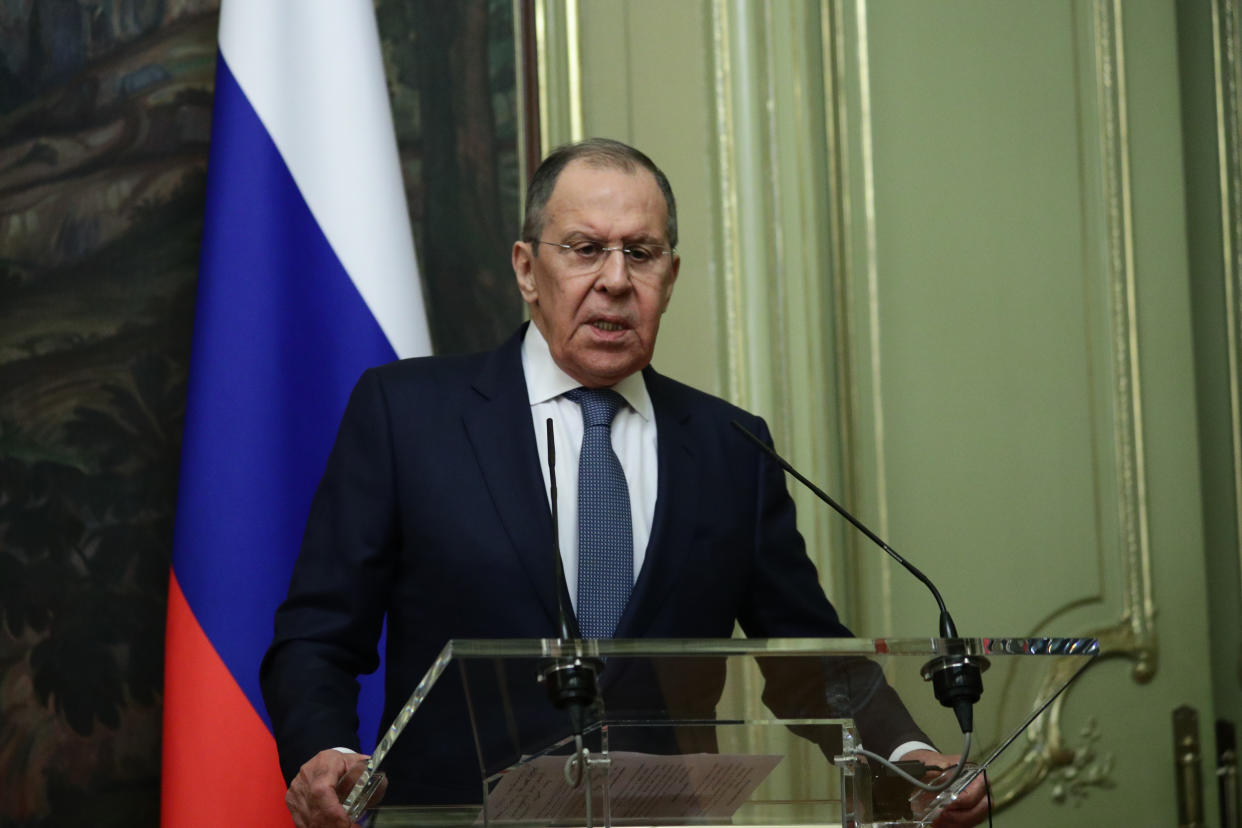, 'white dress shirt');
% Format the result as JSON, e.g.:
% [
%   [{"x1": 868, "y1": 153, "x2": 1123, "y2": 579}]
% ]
[{"x1": 521, "y1": 323, "x2": 657, "y2": 608}]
